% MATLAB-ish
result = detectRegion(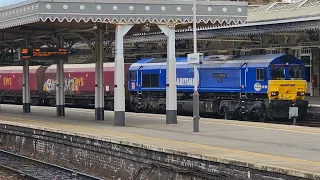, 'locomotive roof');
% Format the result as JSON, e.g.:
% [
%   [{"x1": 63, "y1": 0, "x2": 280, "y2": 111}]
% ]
[{"x1": 129, "y1": 54, "x2": 303, "y2": 70}]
